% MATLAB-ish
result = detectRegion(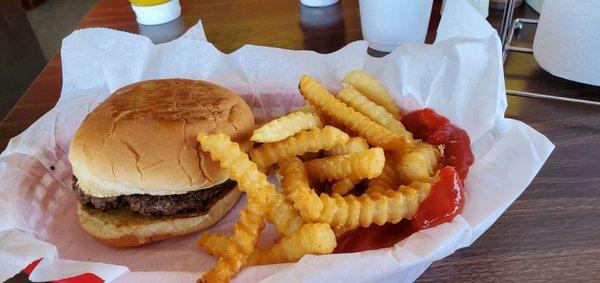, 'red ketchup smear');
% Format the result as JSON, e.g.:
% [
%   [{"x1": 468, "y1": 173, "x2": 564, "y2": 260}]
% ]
[
  {"x1": 334, "y1": 221, "x2": 415, "y2": 253},
  {"x1": 22, "y1": 259, "x2": 103, "y2": 283},
  {"x1": 401, "y1": 108, "x2": 474, "y2": 180},
  {"x1": 410, "y1": 166, "x2": 464, "y2": 231},
  {"x1": 335, "y1": 108, "x2": 473, "y2": 253}
]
